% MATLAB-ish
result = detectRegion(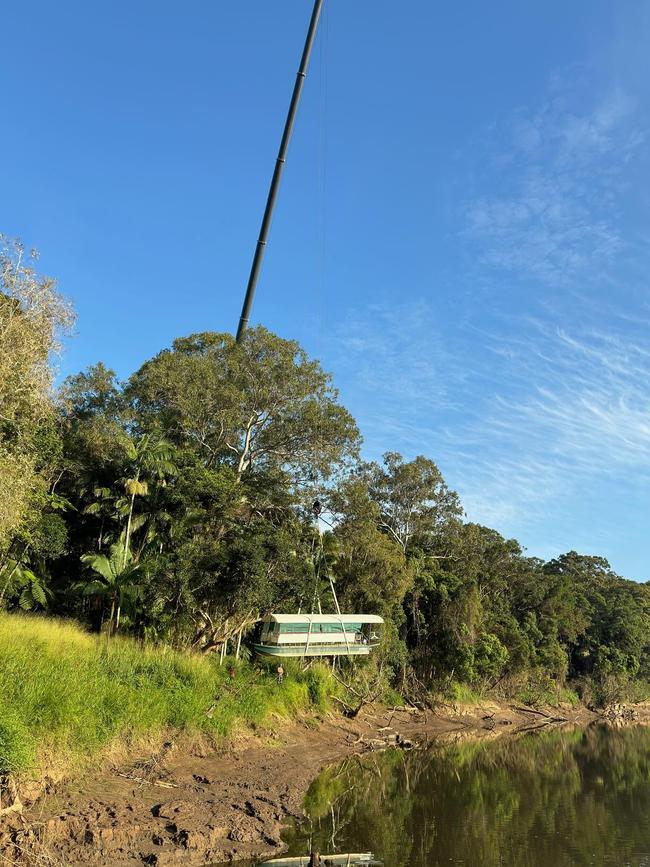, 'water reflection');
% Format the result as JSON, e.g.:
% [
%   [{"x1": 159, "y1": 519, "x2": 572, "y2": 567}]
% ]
[
  {"x1": 277, "y1": 725, "x2": 650, "y2": 866},
  {"x1": 261, "y1": 856, "x2": 381, "y2": 866}
]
